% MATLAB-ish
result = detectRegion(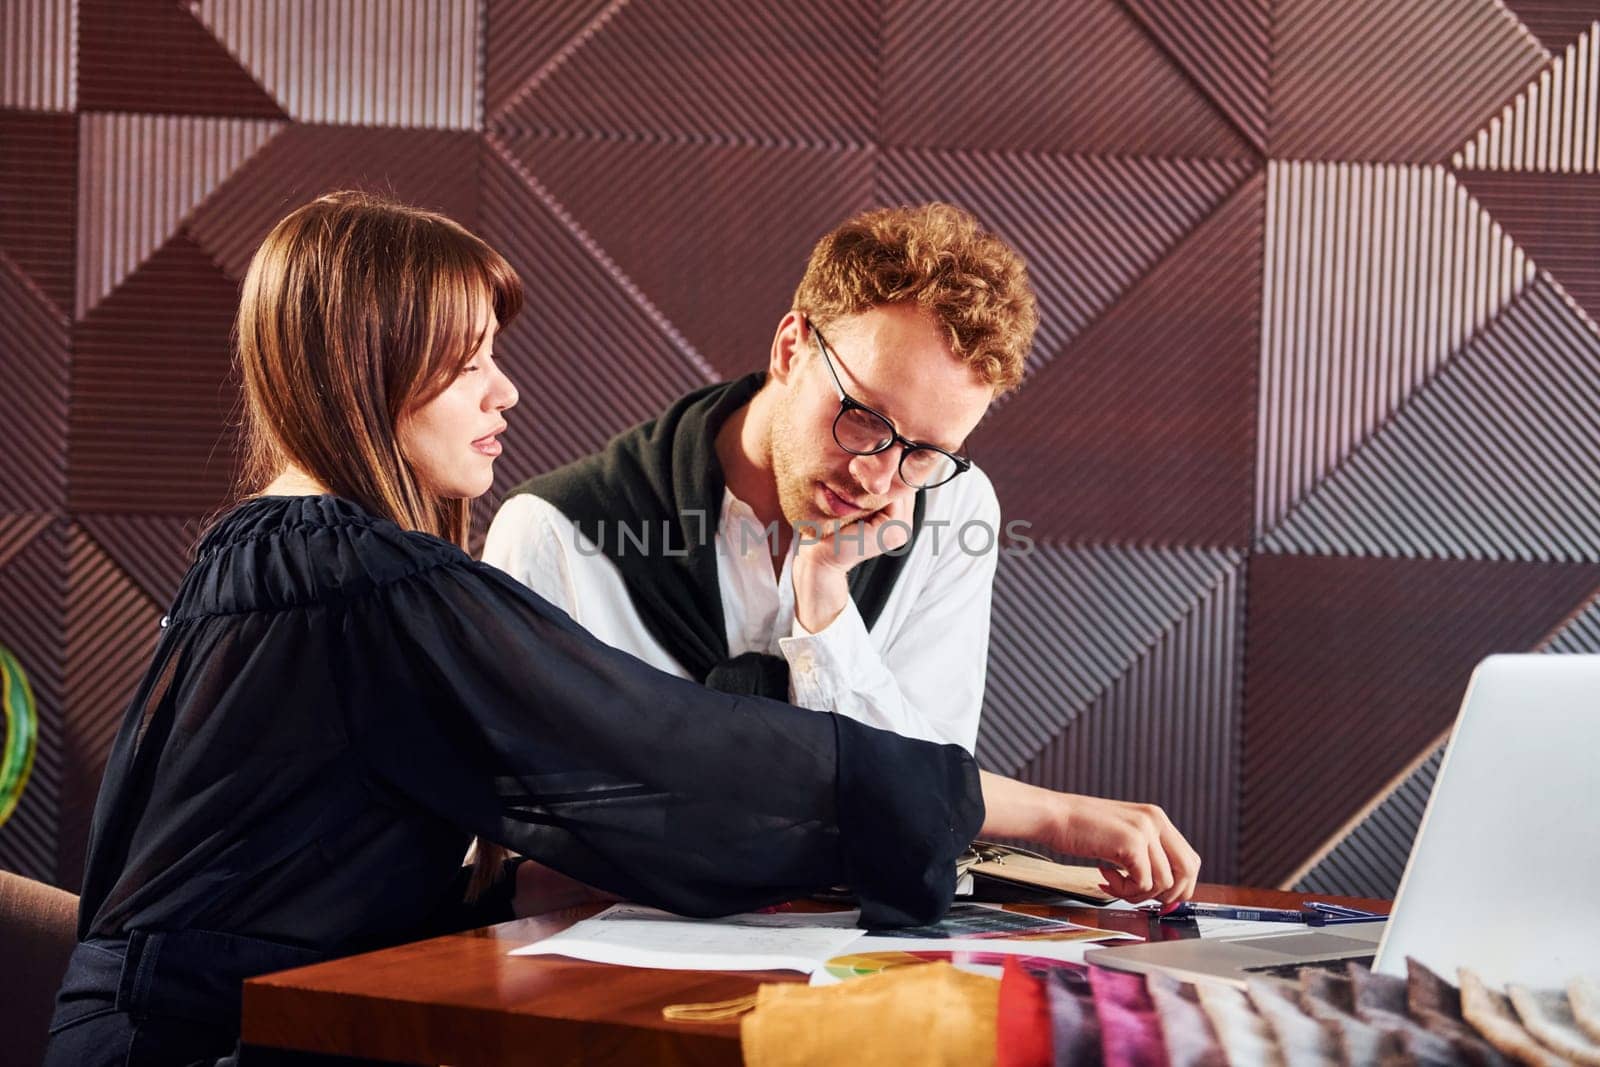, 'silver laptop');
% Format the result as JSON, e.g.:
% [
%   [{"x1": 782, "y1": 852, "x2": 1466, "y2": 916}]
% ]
[{"x1": 1086, "y1": 654, "x2": 1600, "y2": 987}]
